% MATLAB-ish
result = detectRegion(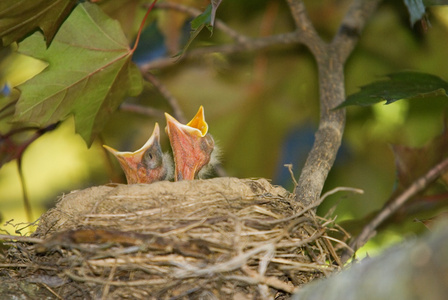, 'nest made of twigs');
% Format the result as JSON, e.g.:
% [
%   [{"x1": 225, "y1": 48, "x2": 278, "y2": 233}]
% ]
[{"x1": 2, "y1": 177, "x2": 349, "y2": 299}]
